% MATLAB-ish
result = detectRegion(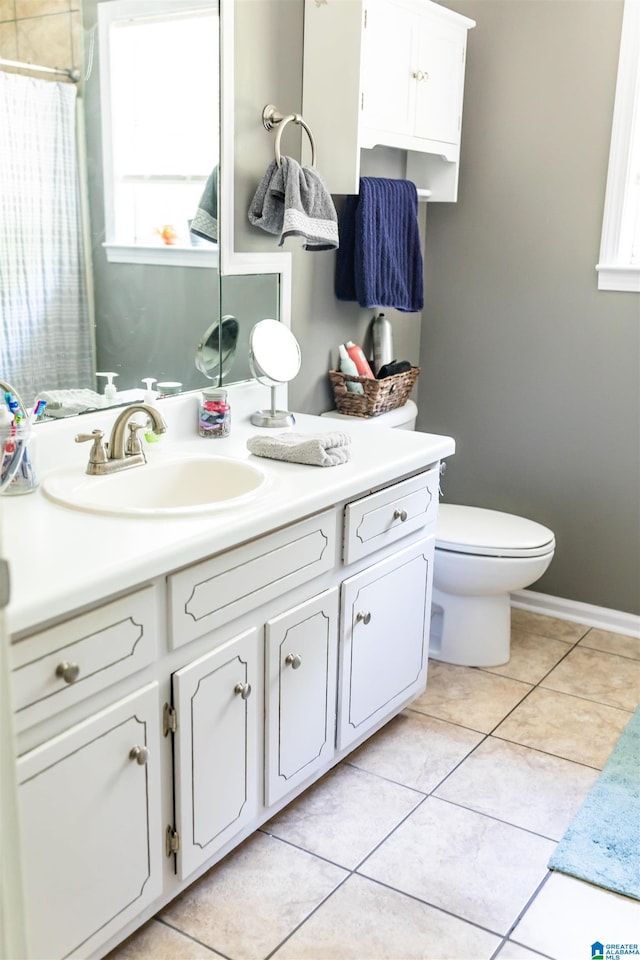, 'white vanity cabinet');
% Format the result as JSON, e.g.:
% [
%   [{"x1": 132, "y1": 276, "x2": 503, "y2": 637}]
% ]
[
  {"x1": 264, "y1": 589, "x2": 339, "y2": 806},
  {"x1": 338, "y1": 537, "x2": 432, "y2": 750},
  {"x1": 171, "y1": 627, "x2": 260, "y2": 881},
  {"x1": 16, "y1": 683, "x2": 163, "y2": 960},
  {"x1": 302, "y1": 0, "x2": 475, "y2": 200},
  {"x1": 8, "y1": 457, "x2": 446, "y2": 960}
]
